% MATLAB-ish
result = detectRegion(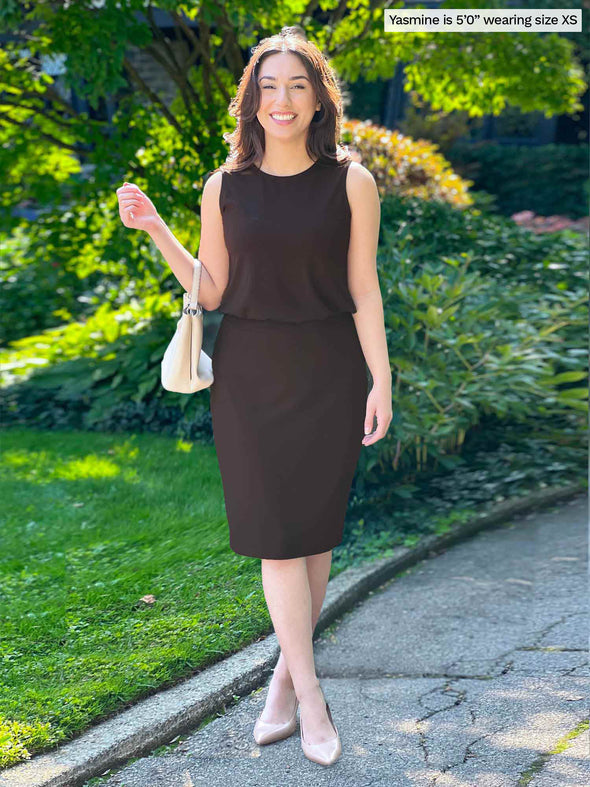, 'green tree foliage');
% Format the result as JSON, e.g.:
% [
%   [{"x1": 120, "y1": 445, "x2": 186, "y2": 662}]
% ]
[{"x1": 0, "y1": 0, "x2": 585, "y2": 252}]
